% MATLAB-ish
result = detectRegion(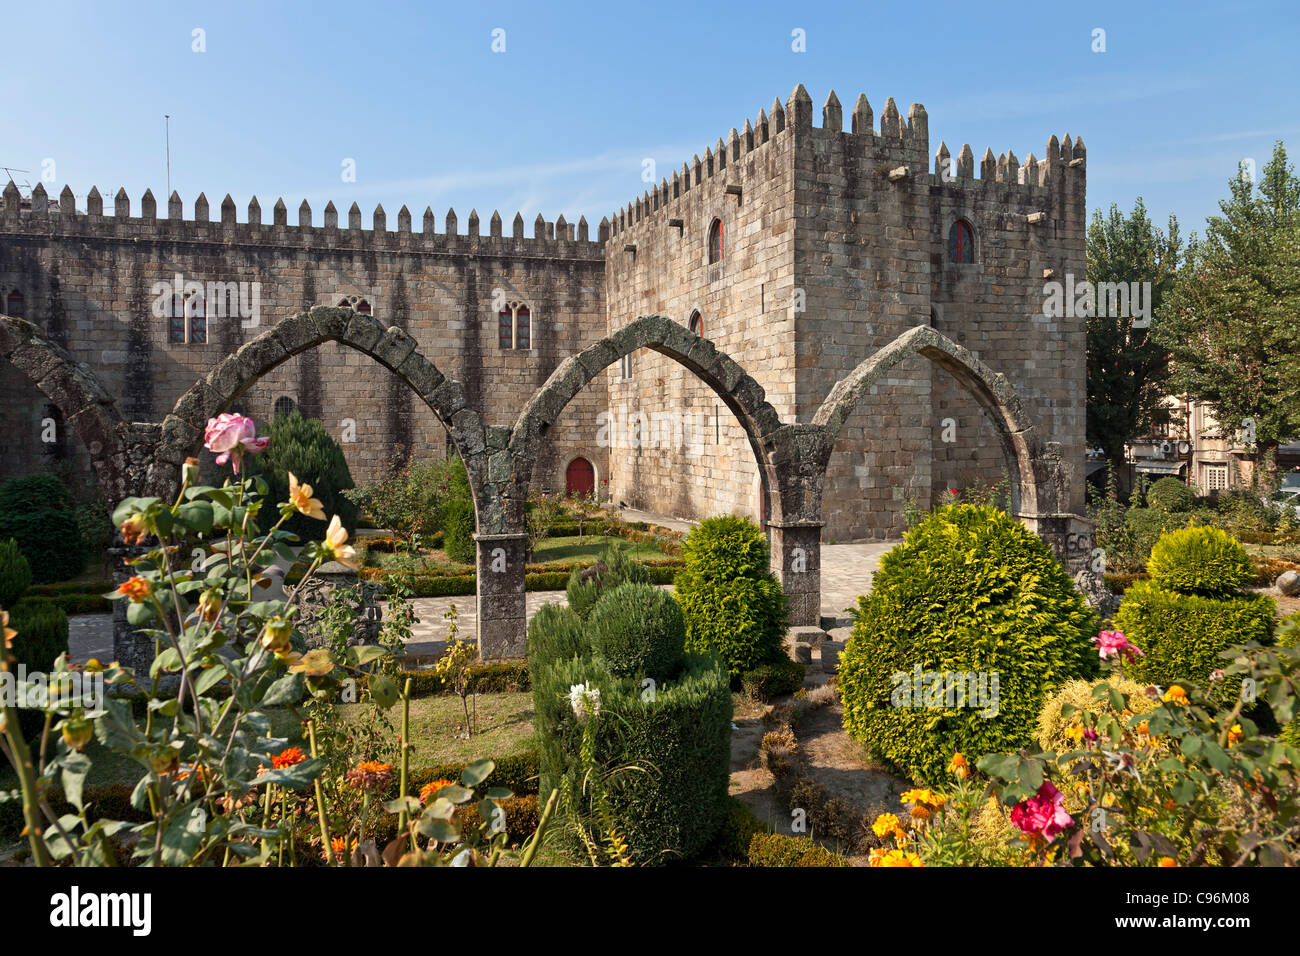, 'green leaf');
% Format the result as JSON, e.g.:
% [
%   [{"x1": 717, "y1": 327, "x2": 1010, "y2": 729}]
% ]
[
  {"x1": 438, "y1": 784, "x2": 474, "y2": 805},
  {"x1": 127, "y1": 601, "x2": 157, "y2": 627},
  {"x1": 384, "y1": 796, "x2": 422, "y2": 815},
  {"x1": 193, "y1": 665, "x2": 229, "y2": 697},
  {"x1": 369, "y1": 675, "x2": 399, "y2": 710},
  {"x1": 177, "y1": 501, "x2": 214, "y2": 535},
  {"x1": 252, "y1": 757, "x2": 324, "y2": 790},
  {"x1": 261, "y1": 672, "x2": 305, "y2": 707},
  {"x1": 417, "y1": 818, "x2": 460, "y2": 844},
  {"x1": 350, "y1": 646, "x2": 390, "y2": 668},
  {"x1": 1180, "y1": 734, "x2": 1203, "y2": 757},
  {"x1": 160, "y1": 805, "x2": 207, "y2": 866},
  {"x1": 61, "y1": 752, "x2": 92, "y2": 811},
  {"x1": 460, "y1": 759, "x2": 494, "y2": 788}
]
